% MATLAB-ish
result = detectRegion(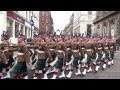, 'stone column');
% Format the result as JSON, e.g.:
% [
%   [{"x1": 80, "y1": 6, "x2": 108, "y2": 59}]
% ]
[{"x1": 12, "y1": 20, "x2": 15, "y2": 38}]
